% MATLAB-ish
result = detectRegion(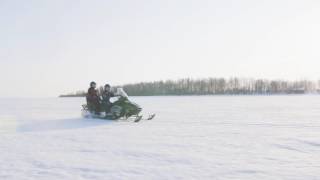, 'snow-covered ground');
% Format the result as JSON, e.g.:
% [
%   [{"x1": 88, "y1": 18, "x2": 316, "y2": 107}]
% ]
[{"x1": 0, "y1": 96, "x2": 320, "y2": 180}]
